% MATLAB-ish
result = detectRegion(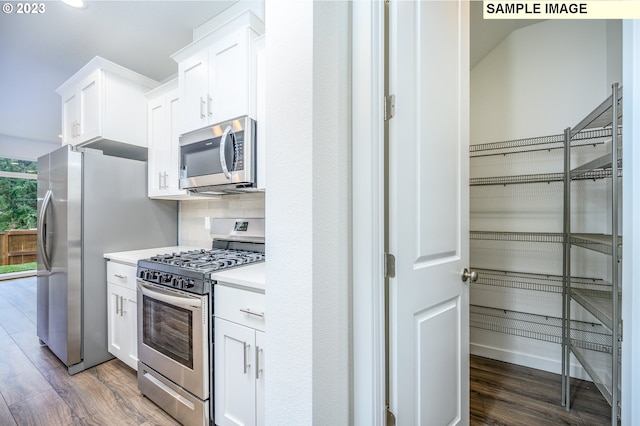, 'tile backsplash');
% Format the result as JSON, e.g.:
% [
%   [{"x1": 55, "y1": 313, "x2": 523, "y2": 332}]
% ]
[{"x1": 179, "y1": 192, "x2": 265, "y2": 248}]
